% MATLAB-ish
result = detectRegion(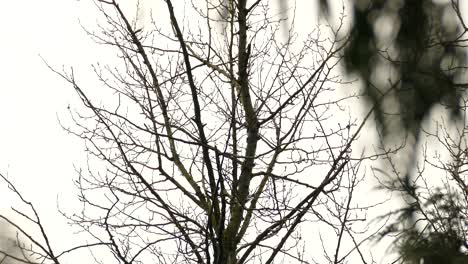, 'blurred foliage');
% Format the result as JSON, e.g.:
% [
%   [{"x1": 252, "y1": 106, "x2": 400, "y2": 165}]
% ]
[
  {"x1": 338, "y1": 1, "x2": 468, "y2": 262},
  {"x1": 378, "y1": 187, "x2": 468, "y2": 263},
  {"x1": 400, "y1": 229, "x2": 468, "y2": 264},
  {"x1": 0, "y1": 221, "x2": 22, "y2": 264},
  {"x1": 342, "y1": 0, "x2": 464, "y2": 137}
]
